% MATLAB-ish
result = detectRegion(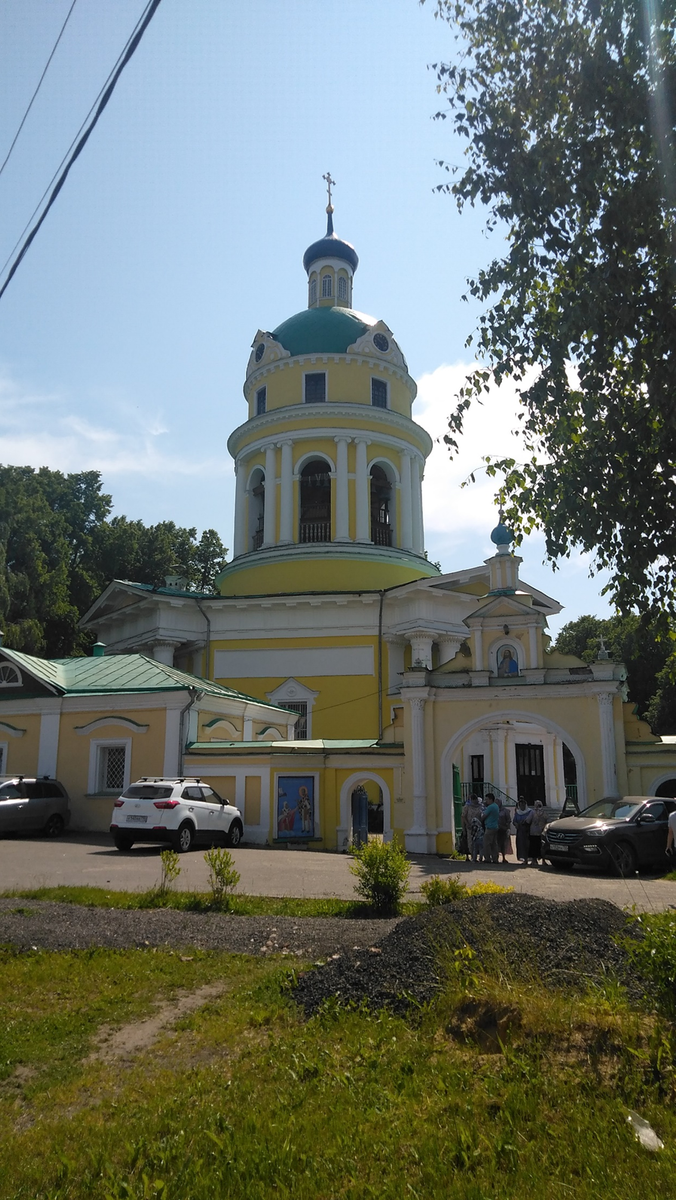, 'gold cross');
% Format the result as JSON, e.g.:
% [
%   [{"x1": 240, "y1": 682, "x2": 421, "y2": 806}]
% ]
[{"x1": 322, "y1": 171, "x2": 335, "y2": 210}]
